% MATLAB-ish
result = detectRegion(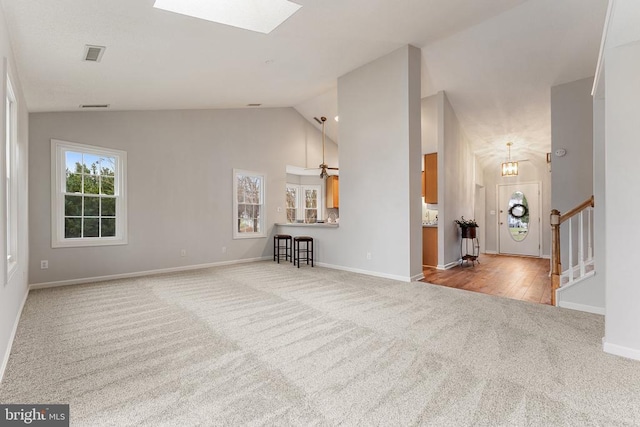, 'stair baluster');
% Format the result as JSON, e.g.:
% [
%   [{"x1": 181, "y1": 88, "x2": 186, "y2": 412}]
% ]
[{"x1": 550, "y1": 196, "x2": 595, "y2": 306}]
